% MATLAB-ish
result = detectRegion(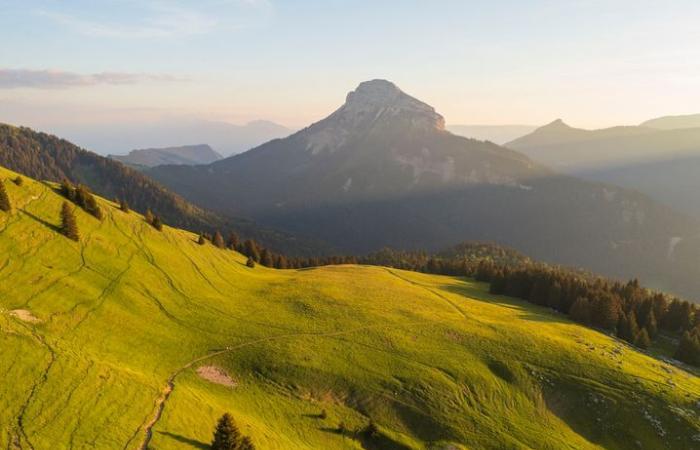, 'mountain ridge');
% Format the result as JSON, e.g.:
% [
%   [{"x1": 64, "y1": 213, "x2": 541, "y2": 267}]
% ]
[
  {"x1": 109, "y1": 144, "x2": 223, "y2": 168},
  {"x1": 506, "y1": 119, "x2": 700, "y2": 218}
]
